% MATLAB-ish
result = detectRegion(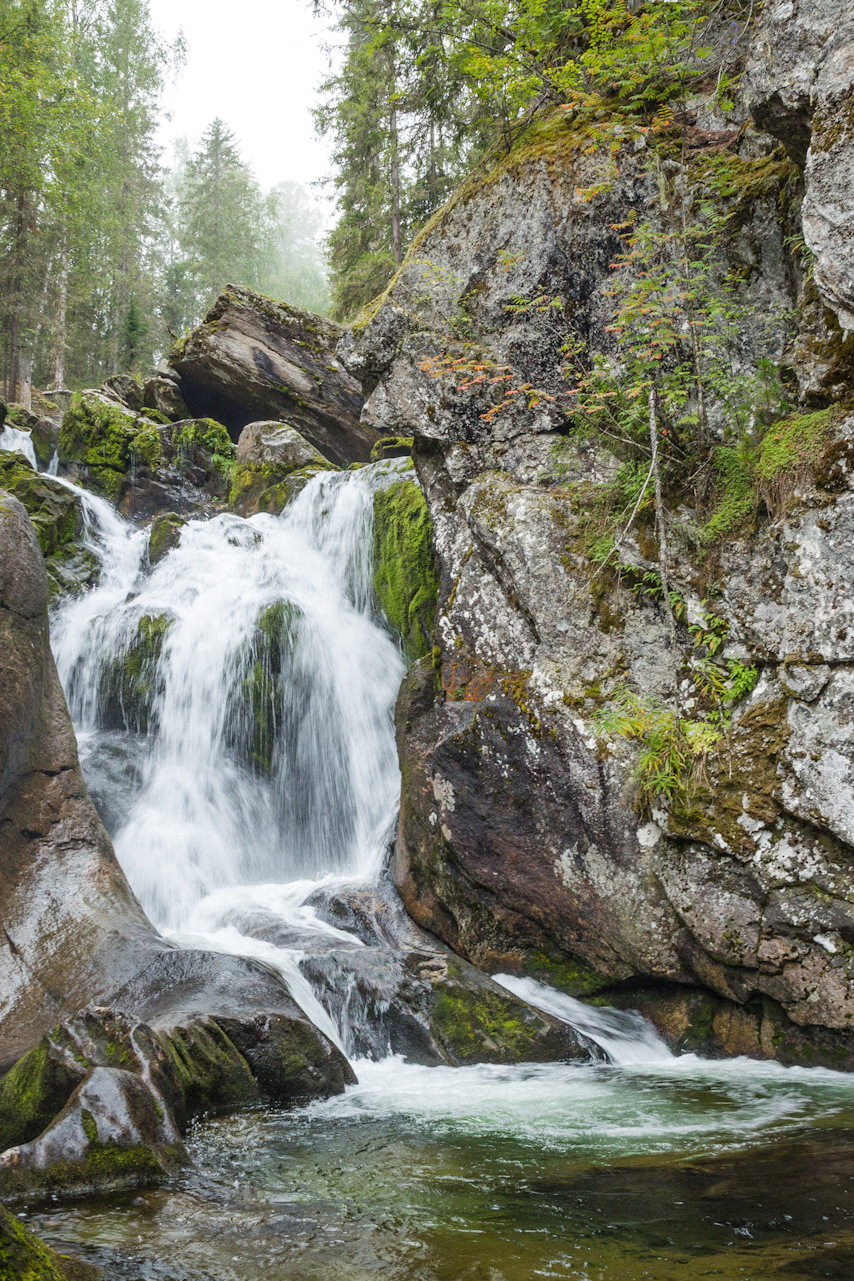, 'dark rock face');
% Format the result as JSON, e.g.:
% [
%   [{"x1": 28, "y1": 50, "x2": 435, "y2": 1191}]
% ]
[
  {"x1": 342, "y1": 82, "x2": 854, "y2": 1065},
  {"x1": 297, "y1": 881, "x2": 593, "y2": 1066},
  {"x1": 168, "y1": 286, "x2": 378, "y2": 465}
]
